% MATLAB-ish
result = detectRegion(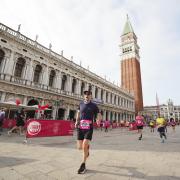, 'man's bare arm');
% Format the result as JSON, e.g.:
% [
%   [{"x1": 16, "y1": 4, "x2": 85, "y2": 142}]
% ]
[
  {"x1": 75, "y1": 110, "x2": 80, "y2": 128},
  {"x1": 96, "y1": 112, "x2": 102, "y2": 122}
]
